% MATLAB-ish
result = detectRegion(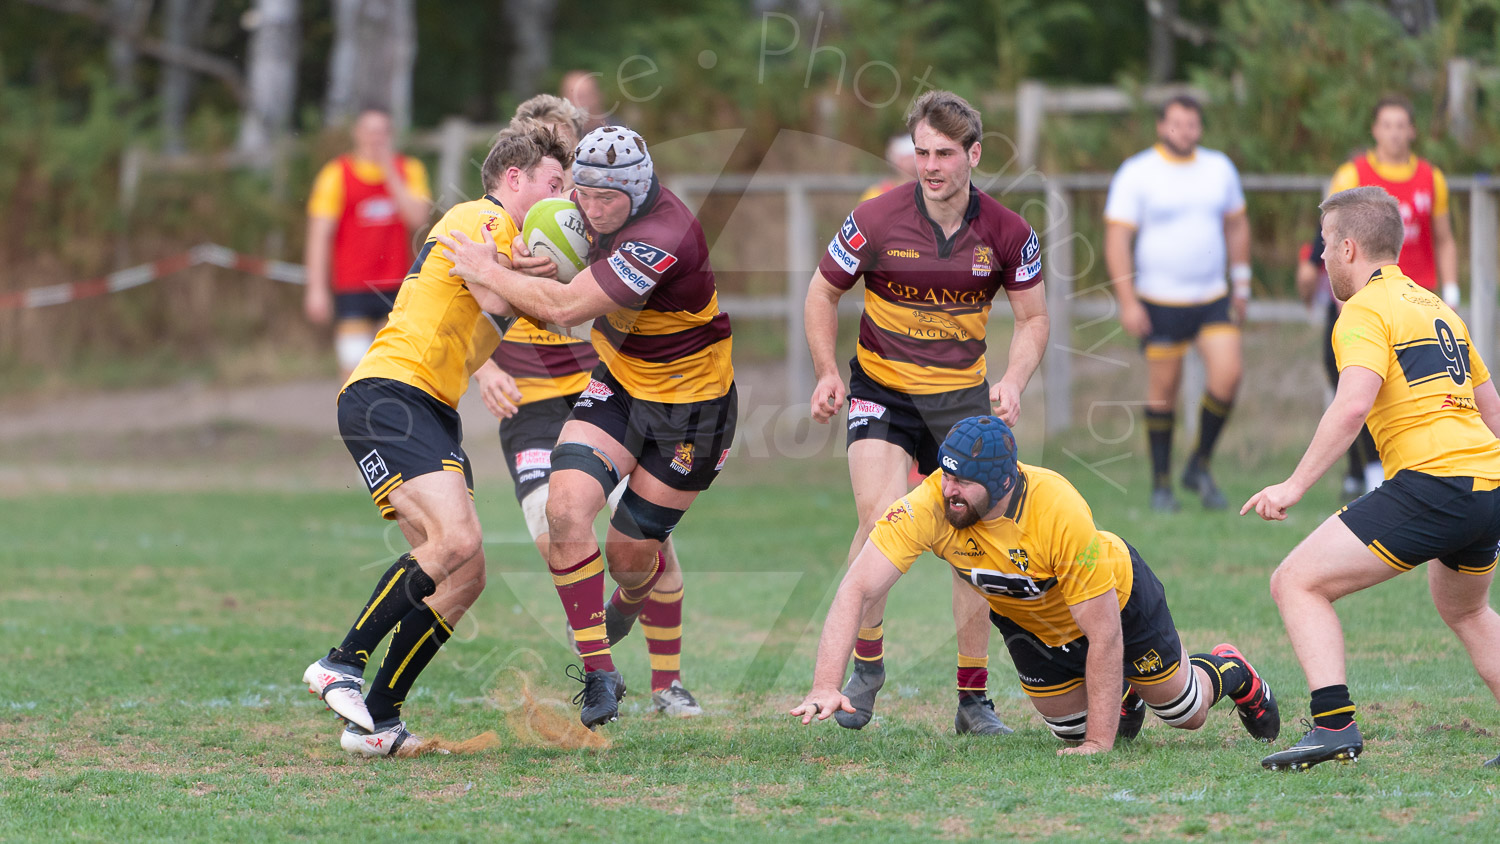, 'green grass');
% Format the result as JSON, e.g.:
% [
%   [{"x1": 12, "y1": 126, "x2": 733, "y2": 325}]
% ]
[{"x1": 3, "y1": 448, "x2": 1499, "y2": 842}]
